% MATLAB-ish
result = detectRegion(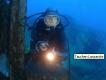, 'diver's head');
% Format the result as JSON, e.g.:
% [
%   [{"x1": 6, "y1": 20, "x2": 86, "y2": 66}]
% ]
[
  {"x1": 44, "y1": 8, "x2": 60, "y2": 28},
  {"x1": 44, "y1": 8, "x2": 58, "y2": 15}
]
